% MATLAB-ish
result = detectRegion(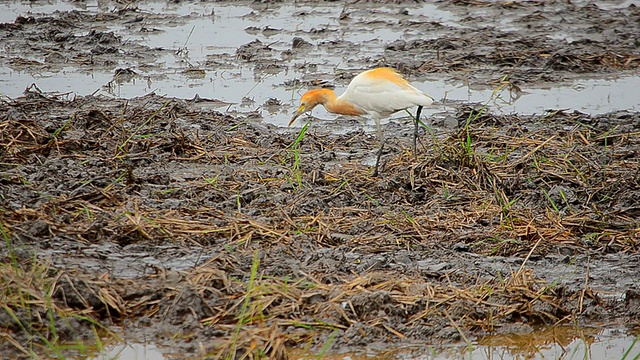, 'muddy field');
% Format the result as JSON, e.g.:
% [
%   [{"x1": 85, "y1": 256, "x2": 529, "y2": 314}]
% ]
[{"x1": 1, "y1": 0, "x2": 640, "y2": 359}]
